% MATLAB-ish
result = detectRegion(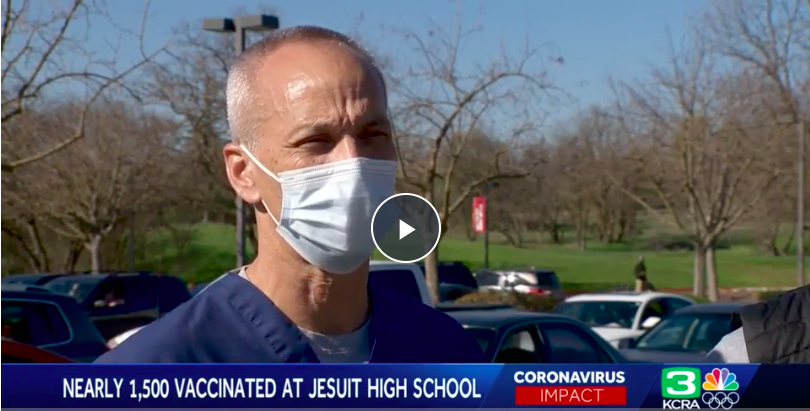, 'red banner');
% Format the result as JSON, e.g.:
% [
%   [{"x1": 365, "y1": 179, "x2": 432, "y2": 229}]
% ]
[{"x1": 472, "y1": 196, "x2": 487, "y2": 234}]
